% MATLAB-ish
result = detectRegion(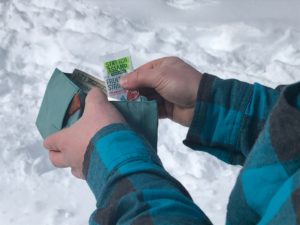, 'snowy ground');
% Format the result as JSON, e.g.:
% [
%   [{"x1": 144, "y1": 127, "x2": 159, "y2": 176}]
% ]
[{"x1": 0, "y1": 0, "x2": 300, "y2": 224}]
